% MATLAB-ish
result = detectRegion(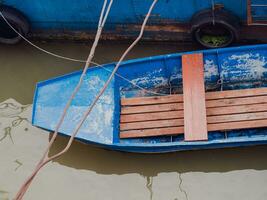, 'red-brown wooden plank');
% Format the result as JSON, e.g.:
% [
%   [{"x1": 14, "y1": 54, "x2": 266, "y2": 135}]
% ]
[
  {"x1": 207, "y1": 103, "x2": 267, "y2": 116},
  {"x1": 120, "y1": 127, "x2": 184, "y2": 139},
  {"x1": 120, "y1": 119, "x2": 267, "y2": 138},
  {"x1": 121, "y1": 95, "x2": 183, "y2": 106},
  {"x1": 182, "y1": 53, "x2": 208, "y2": 141},
  {"x1": 120, "y1": 119, "x2": 184, "y2": 131},
  {"x1": 120, "y1": 111, "x2": 183, "y2": 123},
  {"x1": 207, "y1": 111, "x2": 267, "y2": 124},
  {"x1": 120, "y1": 102, "x2": 267, "y2": 123},
  {"x1": 121, "y1": 103, "x2": 183, "y2": 114},
  {"x1": 122, "y1": 95, "x2": 267, "y2": 115},
  {"x1": 206, "y1": 95, "x2": 267, "y2": 108},
  {"x1": 121, "y1": 88, "x2": 267, "y2": 107},
  {"x1": 120, "y1": 111, "x2": 267, "y2": 132},
  {"x1": 205, "y1": 87, "x2": 267, "y2": 100},
  {"x1": 208, "y1": 119, "x2": 267, "y2": 132}
]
